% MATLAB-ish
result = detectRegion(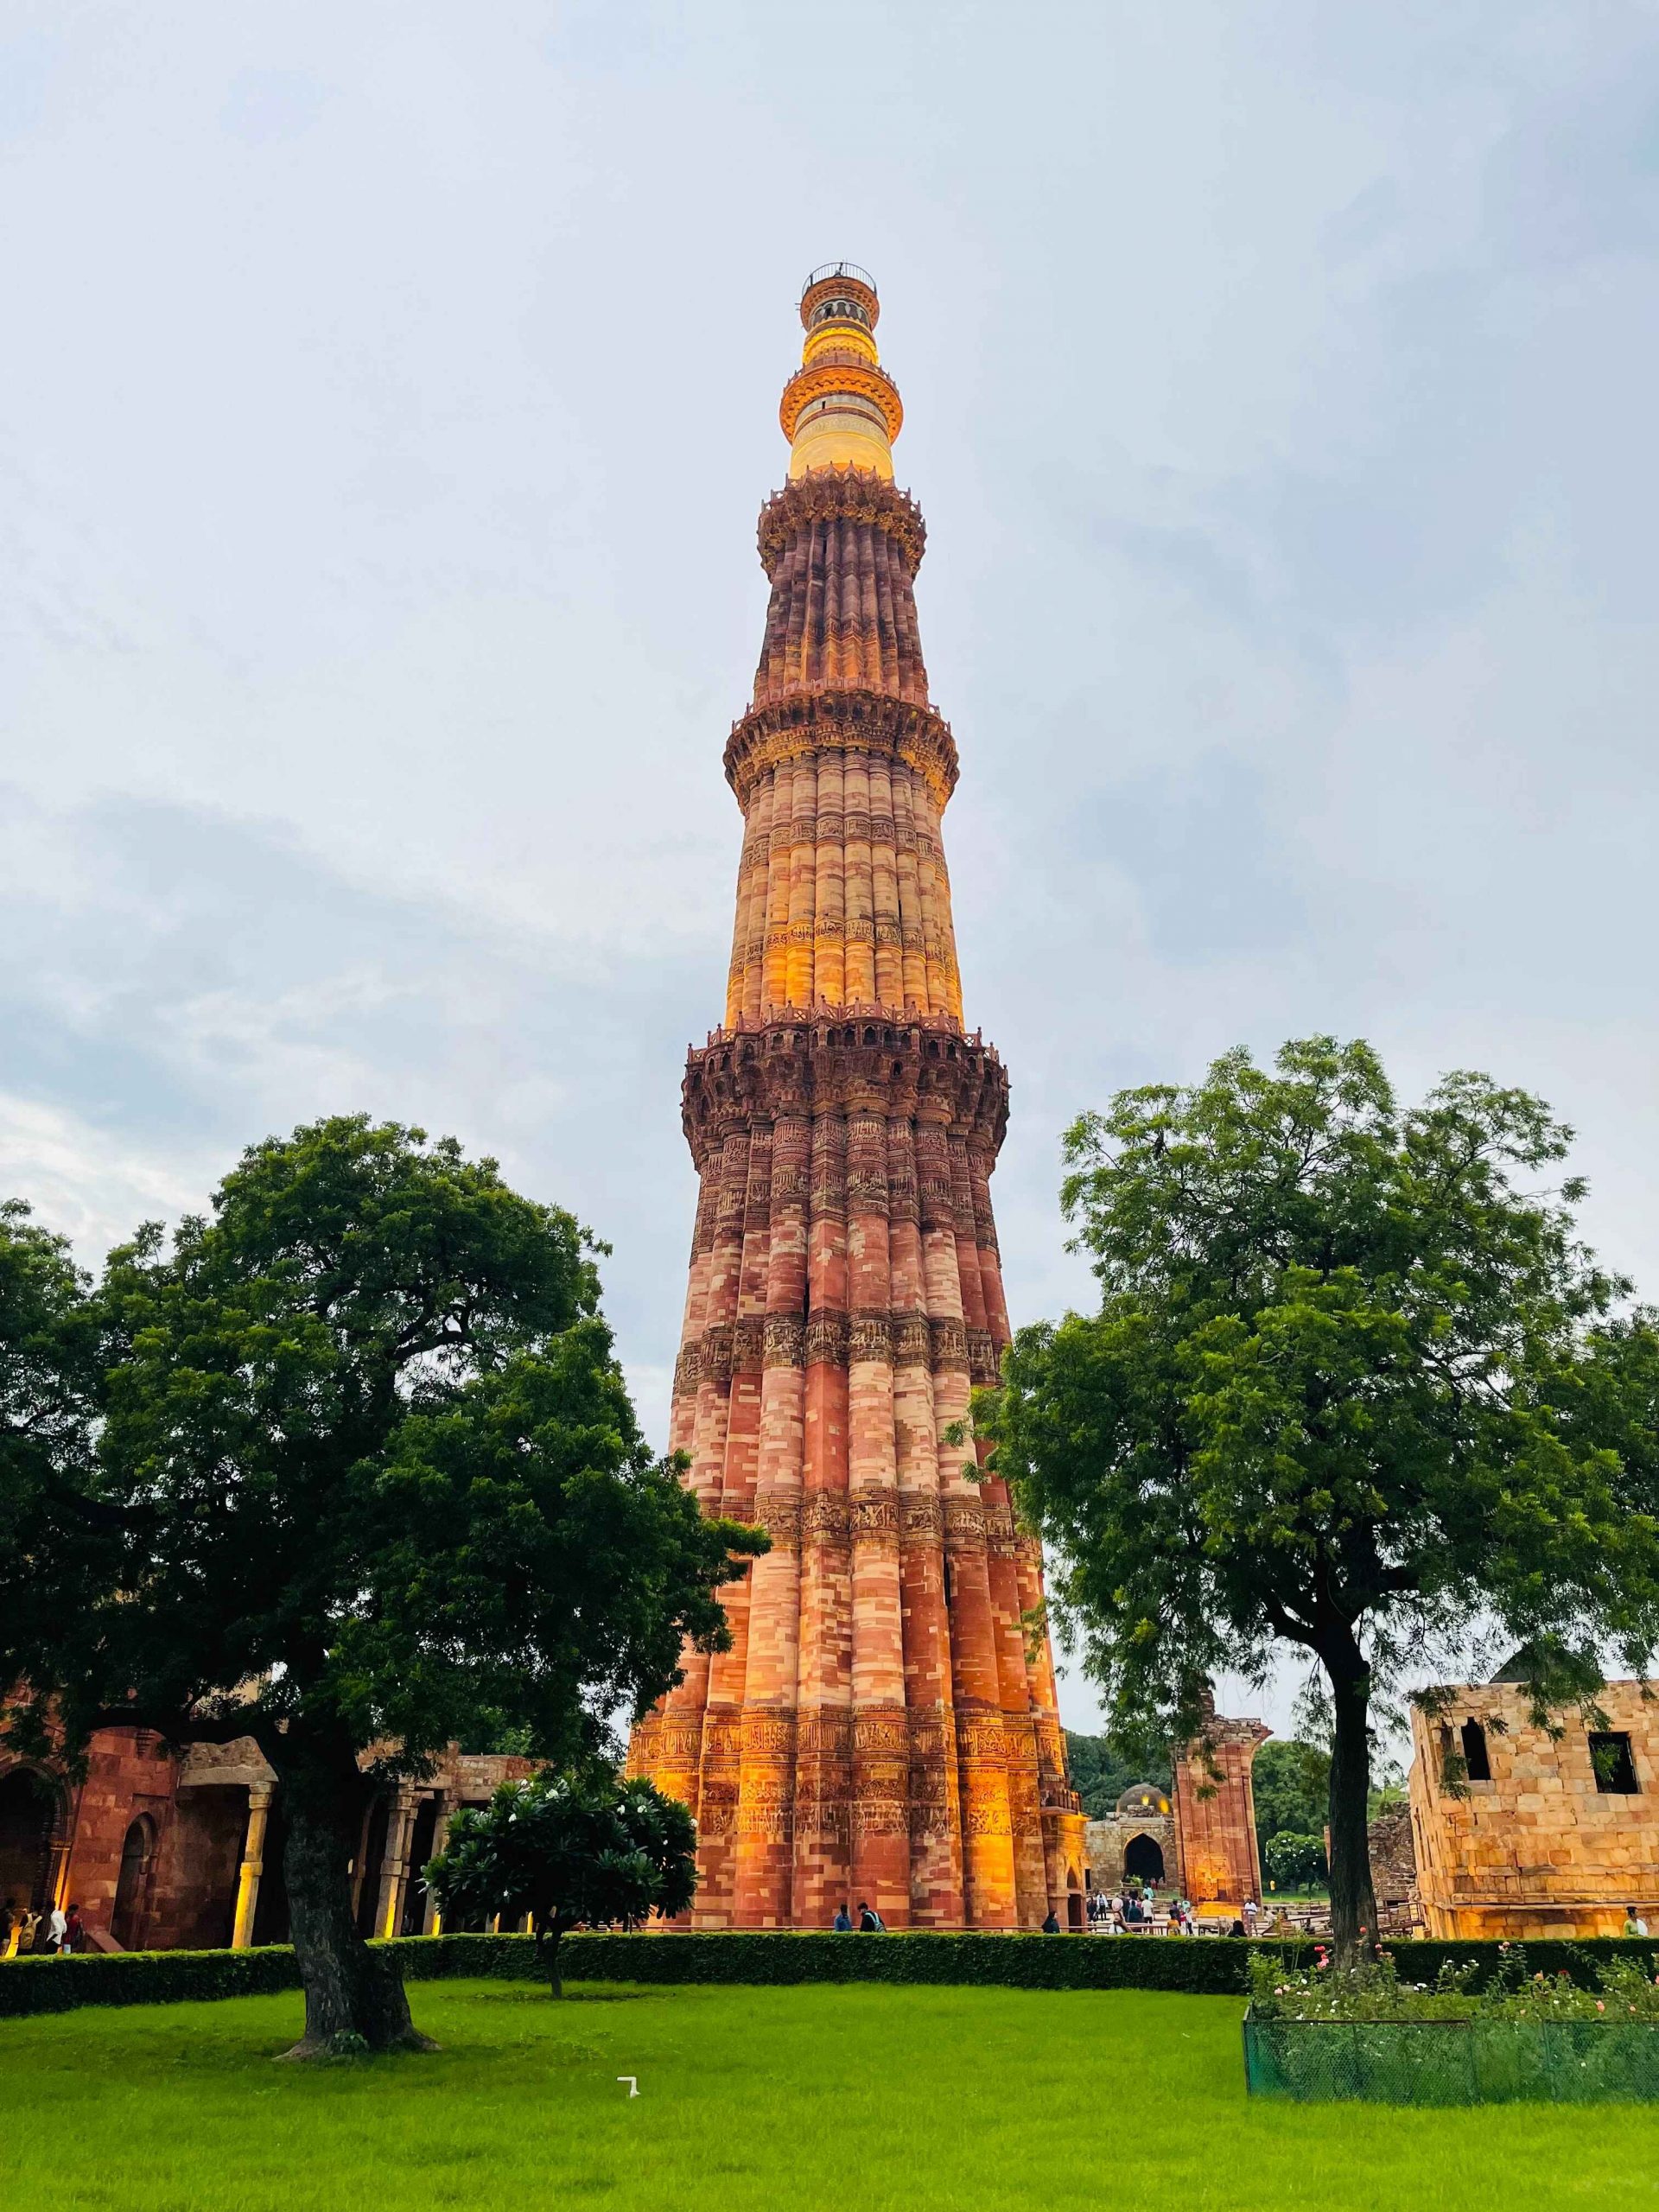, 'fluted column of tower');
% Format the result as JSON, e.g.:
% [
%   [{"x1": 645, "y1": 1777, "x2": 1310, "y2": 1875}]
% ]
[{"x1": 628, "y1": 265, "x2": 1085, "y2": 1929}]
